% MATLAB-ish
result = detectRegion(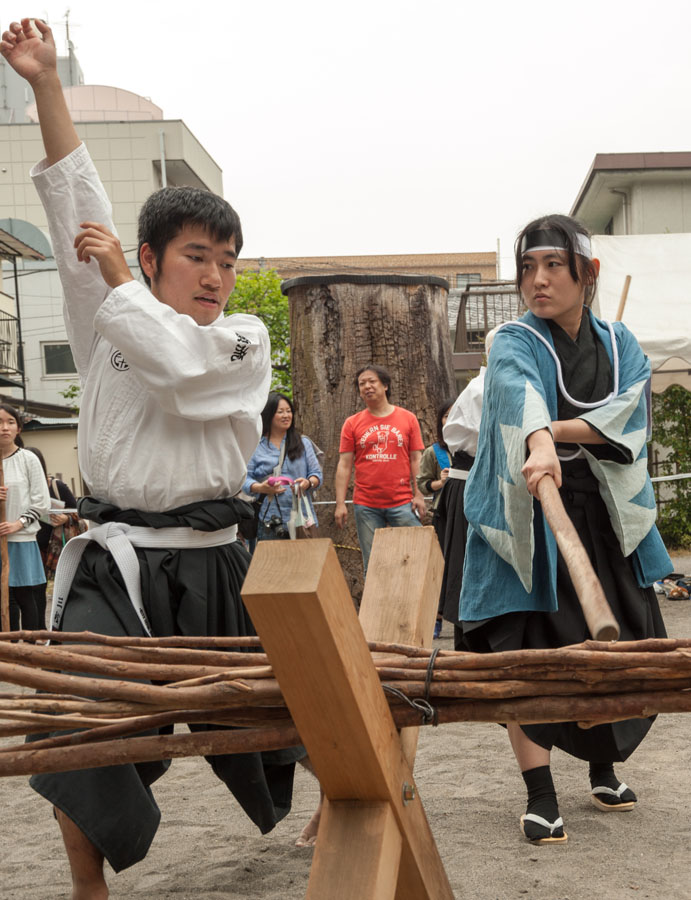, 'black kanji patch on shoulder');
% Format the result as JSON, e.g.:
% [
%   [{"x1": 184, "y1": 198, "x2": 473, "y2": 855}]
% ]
[
  {"x1": 111, "y1": 350, "x2": 129, "y2": 371},
  {"x1": 230, "y1": 333, "x2": 252, "y2": 363}
]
